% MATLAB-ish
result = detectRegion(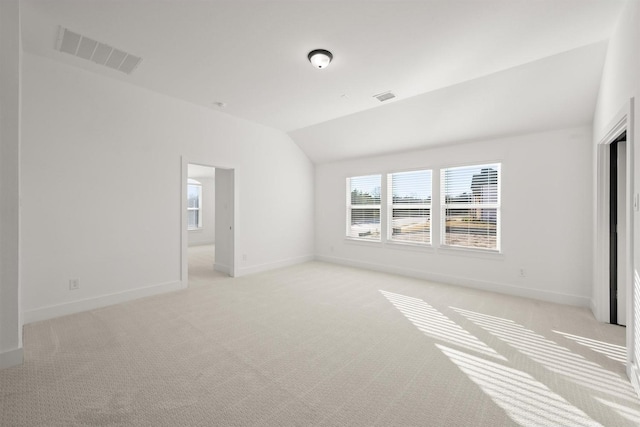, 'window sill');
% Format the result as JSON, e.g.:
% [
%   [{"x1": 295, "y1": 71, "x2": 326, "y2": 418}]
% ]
[
  {"x1": 386, "y1": 240, "x2": 435, "y2": 253},
  {"x1": 437, "y1": 245, "x2": 504, "y2": 260},
  {"x1": 345, "y1": 237, "x2": 381, "y2": 245}
]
